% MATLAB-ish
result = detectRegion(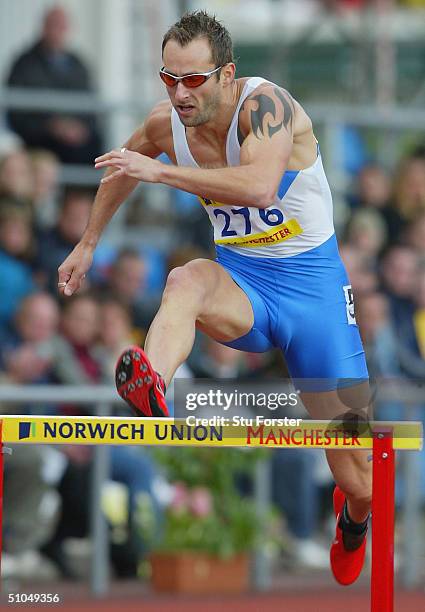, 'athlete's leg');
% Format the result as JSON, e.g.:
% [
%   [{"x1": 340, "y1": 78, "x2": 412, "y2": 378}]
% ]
[
  {"x1": 300, "y1": 383, "x2": 372, "y2": 523},
  {"x1": 144, "y1": 258, "x2": 254, "y2": 386}
]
